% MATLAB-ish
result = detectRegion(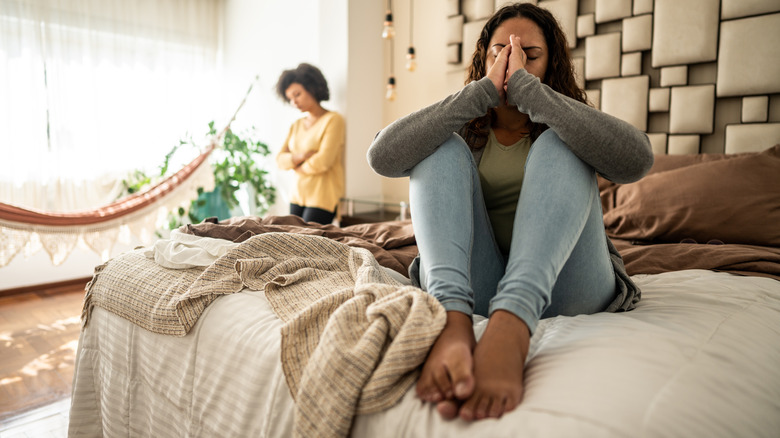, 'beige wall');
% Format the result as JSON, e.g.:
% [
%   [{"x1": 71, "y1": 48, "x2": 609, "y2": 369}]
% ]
[{"x1": 377, "y1": 0, "x2": 464, "y2": 203}]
